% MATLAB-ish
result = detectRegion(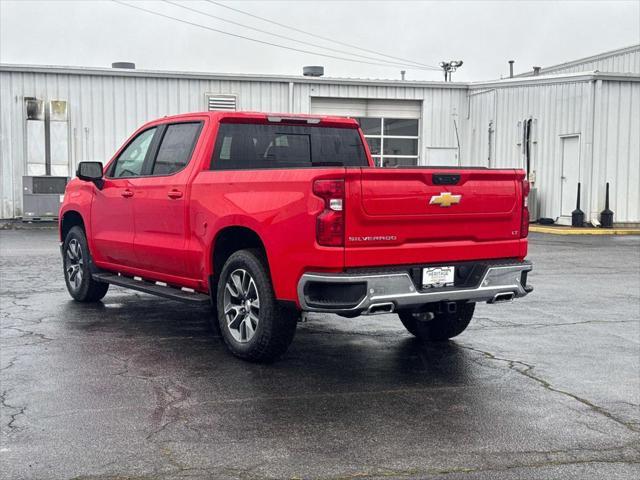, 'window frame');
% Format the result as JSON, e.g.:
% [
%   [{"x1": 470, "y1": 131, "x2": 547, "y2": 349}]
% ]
[
  {"x1": 106, "y1": 121, "x2": 204, "y2": 179},
  {"x1": 106, "y1": 126, "x2": 160, "y2": 179},
  {"x1": 148, "y1": 121, "x2": 204, "y2": 177}
]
